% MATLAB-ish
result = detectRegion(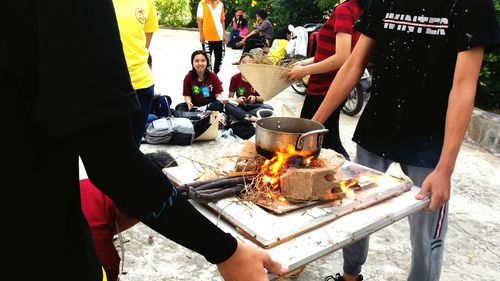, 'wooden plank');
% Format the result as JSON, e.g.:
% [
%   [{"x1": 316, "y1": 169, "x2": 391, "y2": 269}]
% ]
[
  {"x1": 165, "y1": 161, "x2": 414, "y2": 248},
  {"x1": 188, "y1": 187, "x2": 430, "y2": 280}
]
